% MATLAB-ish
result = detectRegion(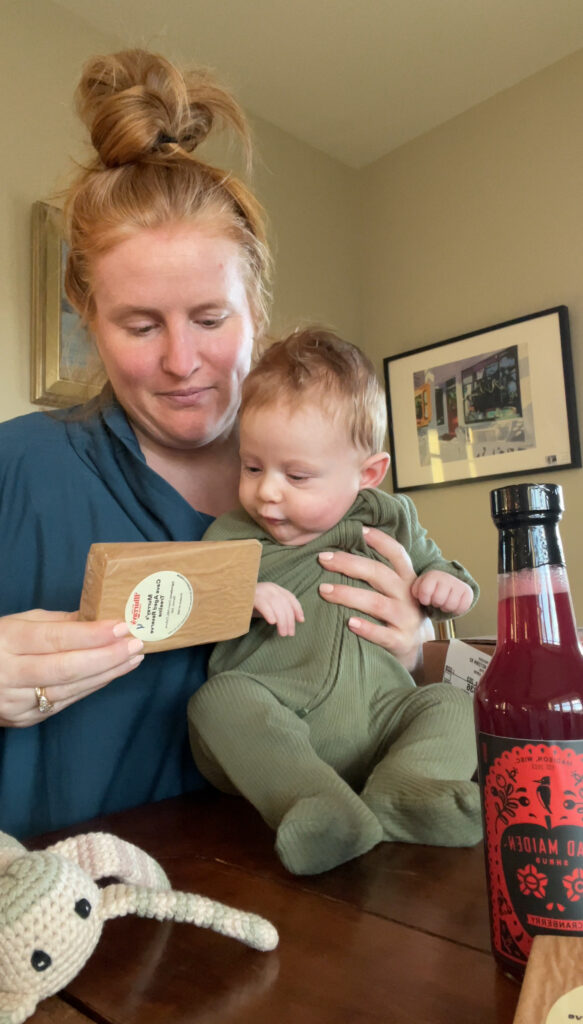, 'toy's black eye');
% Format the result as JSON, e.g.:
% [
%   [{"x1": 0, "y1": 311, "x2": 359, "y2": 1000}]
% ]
[
  {"x1": 31, "y1": 949, "x2": 51, "y2": 972},
  {"x1": 75, "y1": 898, "x2": 91, "y2": 919}
]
